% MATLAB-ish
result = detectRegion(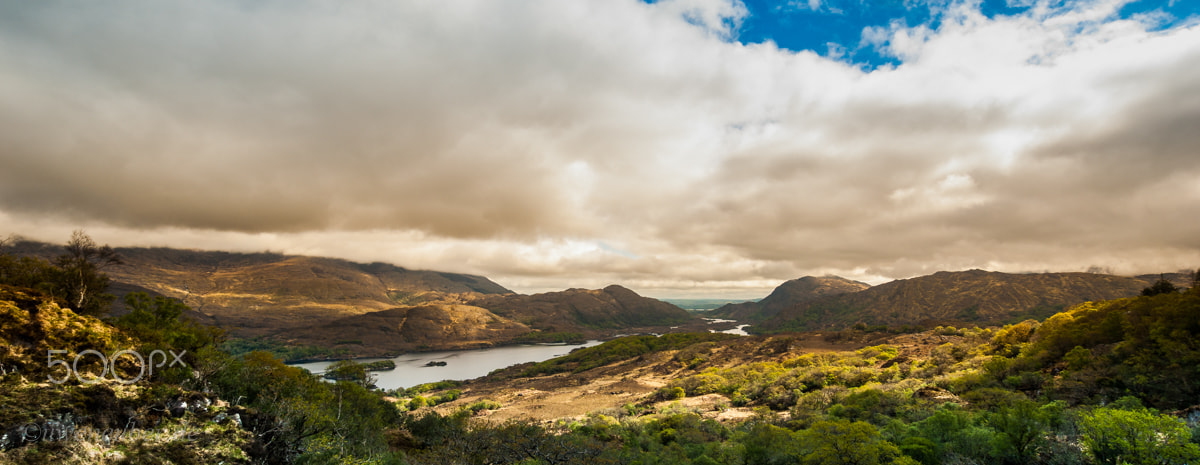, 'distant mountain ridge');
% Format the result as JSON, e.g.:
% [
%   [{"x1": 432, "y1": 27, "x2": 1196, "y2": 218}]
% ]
[
  {"x1": 281, "y1": 286, "x2": 697, "y2": 356},
  {"x1": 7, "y1": 241, "x2": 512, "y2": 336},
  {"x1": 747, "y1": 269, "x2": 1163, "y2": 333},
  {"x1": 472, "y1": 284, "x2": 694, "y2": 332},
  {"x1": 710, "y1": 276, "x2": 870, "y2": 321},
  {"x1": 284, "y1": 304, "x2": 534, "y2": 356},
  {"x1": 6, "y1": 241, "x2": 696, "y2": 352}
]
